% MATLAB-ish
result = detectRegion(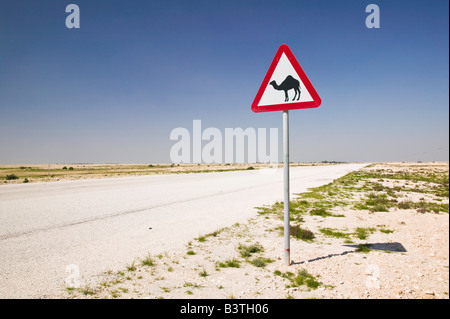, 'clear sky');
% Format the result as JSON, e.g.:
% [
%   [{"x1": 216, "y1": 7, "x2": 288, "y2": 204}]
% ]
[{"x1": 0, "y1": 0, "x2": 448, "y2": 164}]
